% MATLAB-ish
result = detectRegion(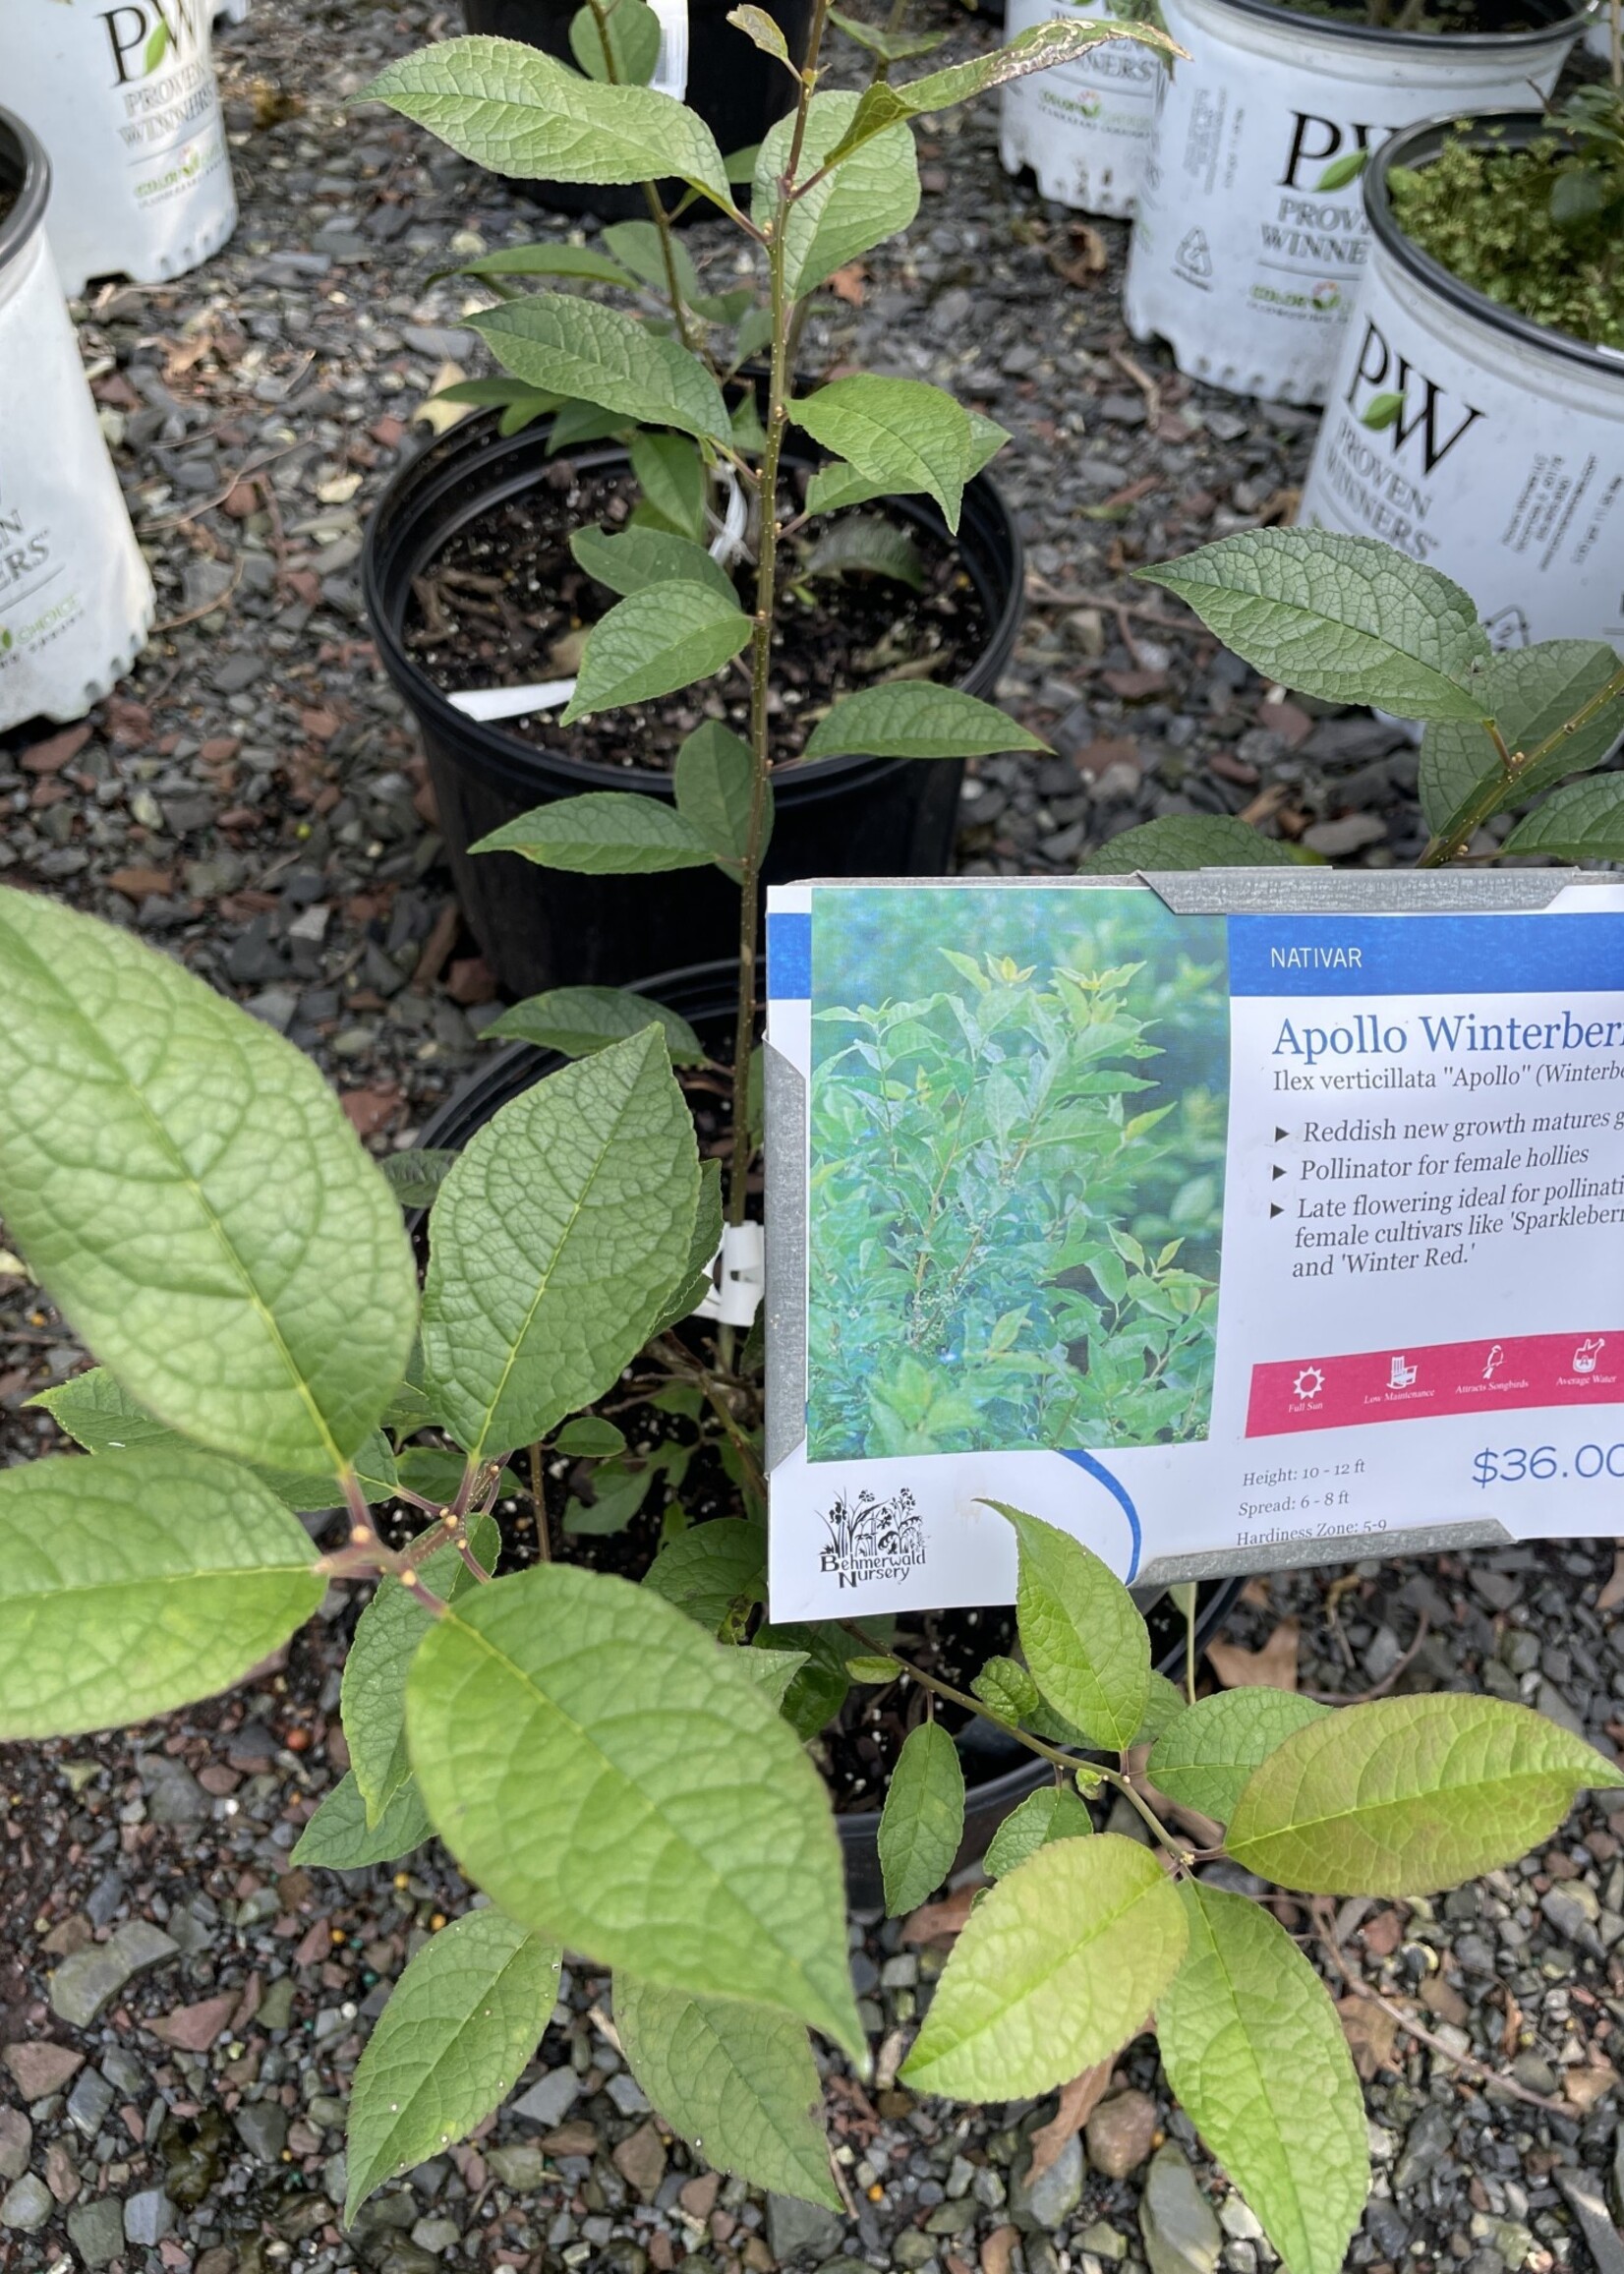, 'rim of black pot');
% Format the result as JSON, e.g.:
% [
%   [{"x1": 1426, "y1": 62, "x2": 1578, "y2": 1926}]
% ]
[
  {"x1": 1365, "y1": 109, "x2": 1624, "y2": 377},
  {"x1": 0, "y1": 106, "x2": 50, "y2": 276},
  {"x1": 361, "y1": 408, "x2": 1025, "y2": 801},
  {"x1": 1188, "y1": 0, "x2": 1584, "y2": 54}
]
